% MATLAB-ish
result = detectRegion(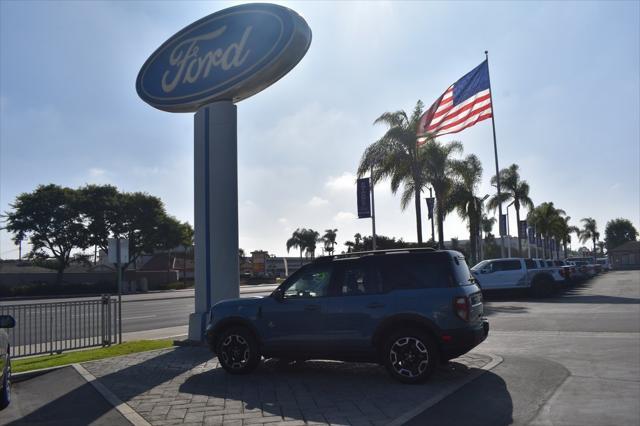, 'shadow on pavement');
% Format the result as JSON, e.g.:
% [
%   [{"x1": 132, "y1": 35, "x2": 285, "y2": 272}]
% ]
[
  {"x1": 405, "y1": 369, "x2": 514, "y2": 426},
  {"x1": 2, "y1": 366, "x2": 130, "y2": 426},
  {"x1": 5, "y1": 348, "x2": 211, "y2": 426}
]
